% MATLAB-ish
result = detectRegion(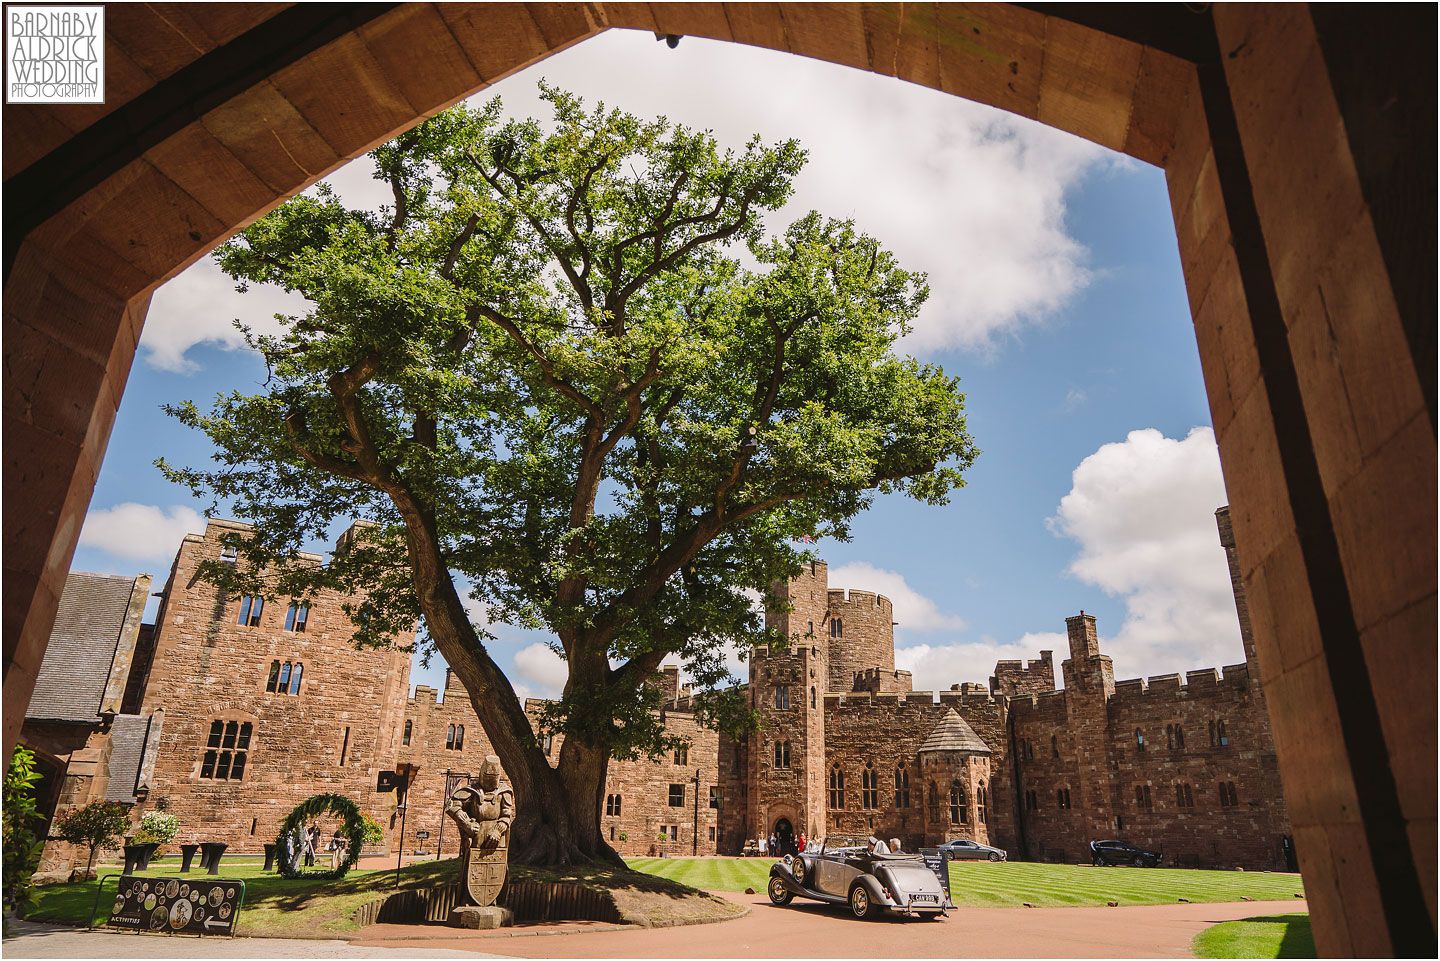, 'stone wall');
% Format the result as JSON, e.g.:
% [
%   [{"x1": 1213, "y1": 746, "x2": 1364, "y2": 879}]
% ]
[
  {"x1": 128, "y1": 520, "x2": 414, "y2": 854},
  {"x1": 824, "y1": 589, "x2": 894, "y2": 693}
]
